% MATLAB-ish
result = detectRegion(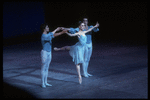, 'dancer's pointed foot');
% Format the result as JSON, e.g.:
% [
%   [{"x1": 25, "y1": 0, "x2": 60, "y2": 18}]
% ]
[
  {"x1": 41, "y1": 84, "x2": 46, "y2": 88},
  {"x1": 88, "y1": 73, "x2": 93, "y2": 77},
  {"x1": 79, "y1": 75, "x2": 82, "y2": 84},
  {"x1": 45, "y1": 83, "x2": 52, "y2": 87},
  {"x1": 54, "y1": 47, "x2": 60, "y2": 51}
]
